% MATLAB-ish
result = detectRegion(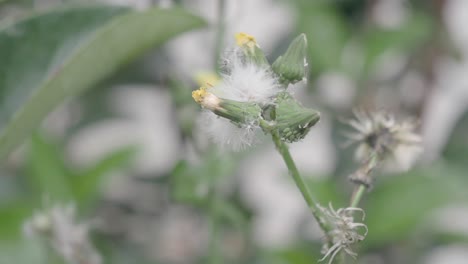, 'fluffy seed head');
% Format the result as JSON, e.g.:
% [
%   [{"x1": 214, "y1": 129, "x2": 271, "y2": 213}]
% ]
[
  {"x1": 193, "y1": 33, "x2": 281, "y2": 151},
  {"x1": 345, "y1": 110, "x2": 422, "y2": 171},
  {"x1": 213, "y1": 51, "x2": 281, "y2": 103},
  {"x1": 199, "y1": 111, "x2": 259, "y2": 151}
]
